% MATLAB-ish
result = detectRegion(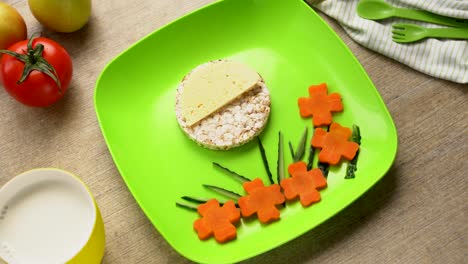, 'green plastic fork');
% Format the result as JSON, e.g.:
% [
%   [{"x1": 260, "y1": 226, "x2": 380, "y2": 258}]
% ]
[{"x1": 392, "y1": 23, "x2": 468, "y2": 43}]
